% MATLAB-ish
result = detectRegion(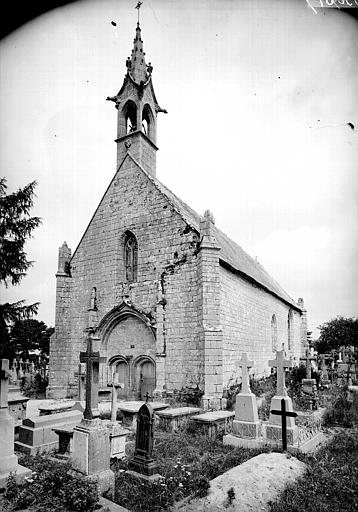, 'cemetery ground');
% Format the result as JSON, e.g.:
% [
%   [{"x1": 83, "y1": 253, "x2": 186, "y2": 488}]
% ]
[{"x1": 1, "y1": 379, "x2": 358, "y2": 512}]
